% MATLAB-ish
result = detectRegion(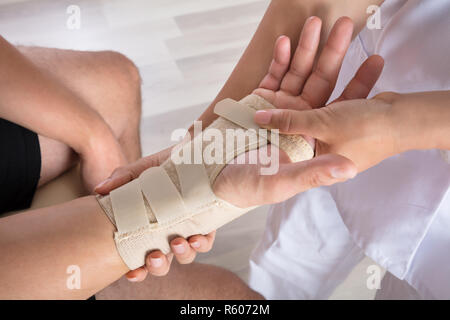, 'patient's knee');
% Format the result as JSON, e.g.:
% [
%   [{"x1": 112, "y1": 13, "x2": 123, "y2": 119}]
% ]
[
  {"x1": 103, "y1": 50, "x2": 141, "y2": 105},
  {"x1": 98, "y1": 51, "x2": 142, "y2": 131}
]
